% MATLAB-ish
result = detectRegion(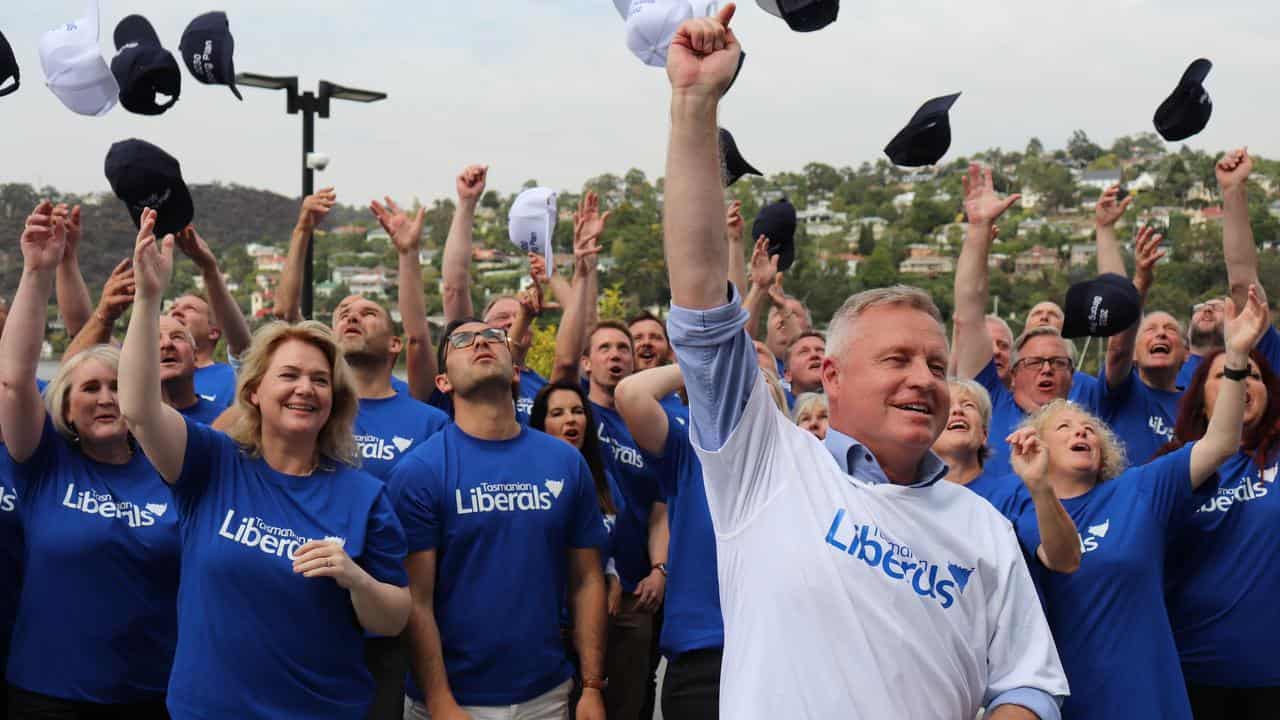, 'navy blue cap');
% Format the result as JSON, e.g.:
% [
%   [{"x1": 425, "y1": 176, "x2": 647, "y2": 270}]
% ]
[
  {"x1": 1062, "y1": 273, "x2": 1141, "y2": 339},
  {"x1": 756, "y1": 0, "x2": 839, "y2": 32},
  {"x1": 885, "y1": 92, "x2": 960, "y2": 167},
  {"x1": 179, "y1": 11, "x2": 241, "y2": 100},
  {"x1": 112, "y1": 15, "x2": 180, "y2": 115},
  {"x1": 720, "y1": 127, "x2": 762, "y2": 187},
  {"x1": 1154, "y1": 58, "x2": 1212, "y2": 142},
  {"x1": 105, "y1": 139, "x2": 195, "y2": 236},
  {"x1": 752, "y1": 198, "x2": 797, "y2": 272},
  {"x1": 0, "y1": 29, "x2": 18, "y2": 98}
]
